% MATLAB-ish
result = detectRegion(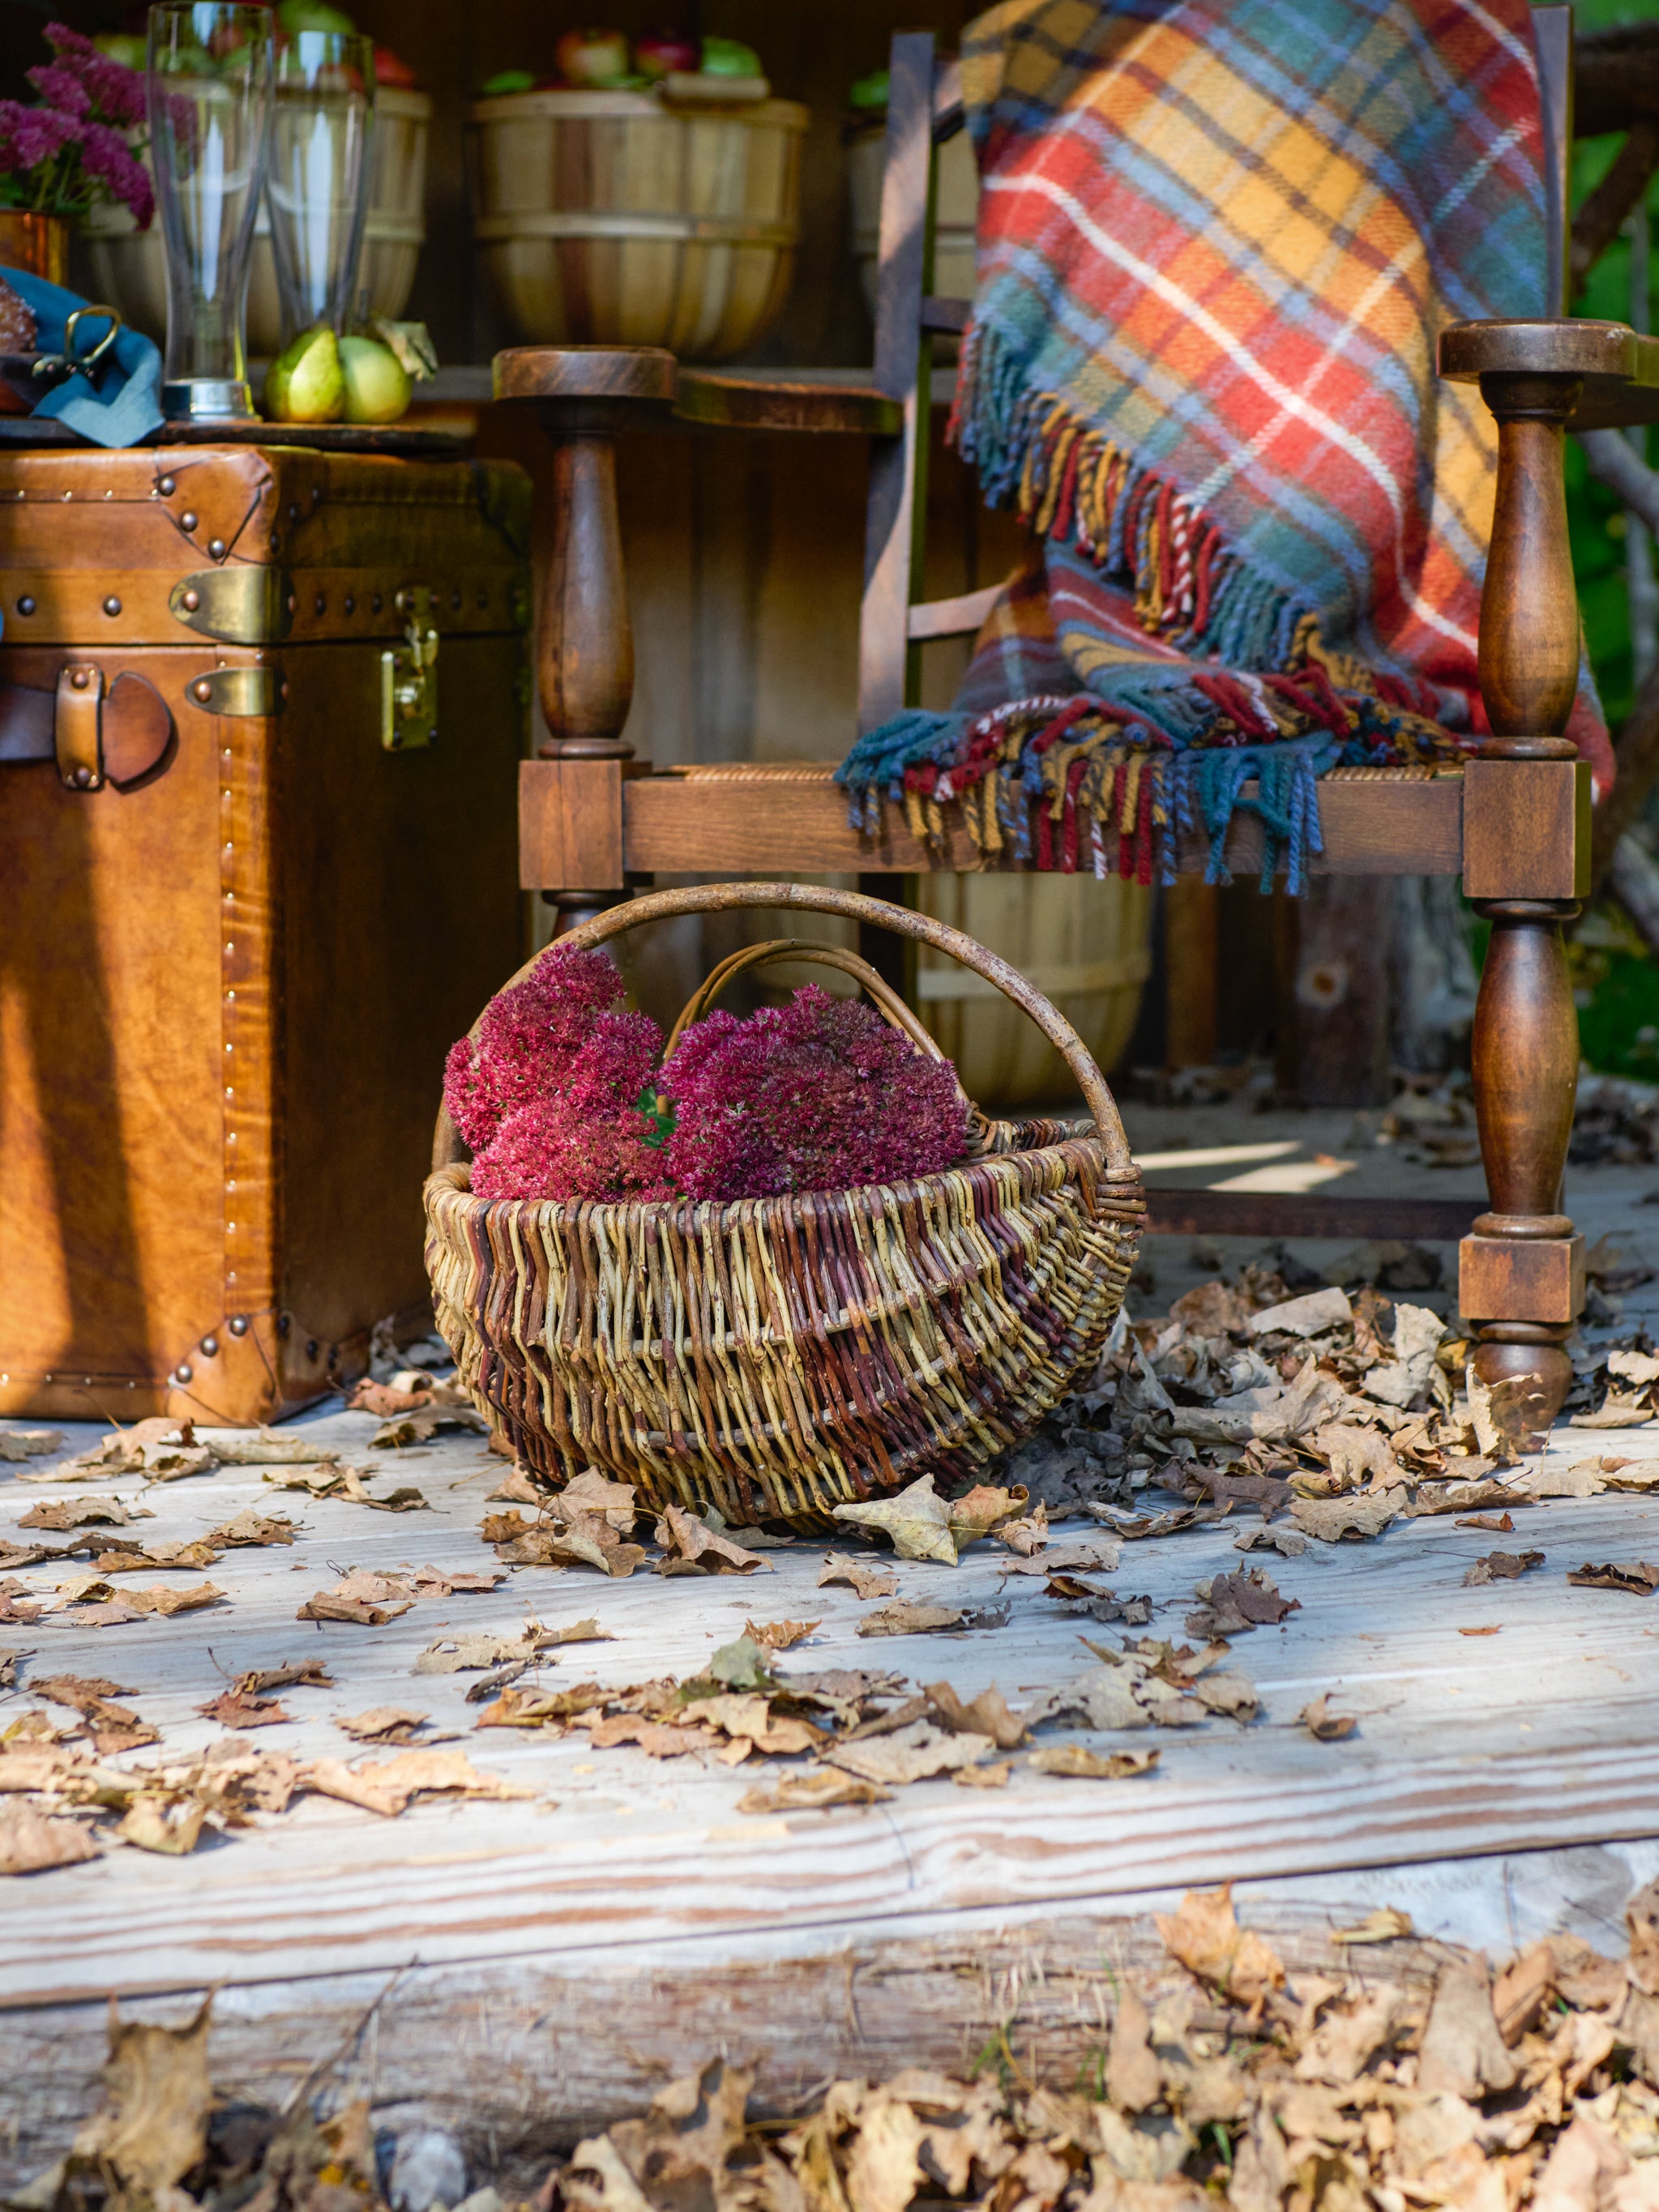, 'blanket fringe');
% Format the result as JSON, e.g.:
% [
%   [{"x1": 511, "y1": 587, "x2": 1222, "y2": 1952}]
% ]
[{"x1": 952, "y1": 324, "x2": 1306, "y2": 666}]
